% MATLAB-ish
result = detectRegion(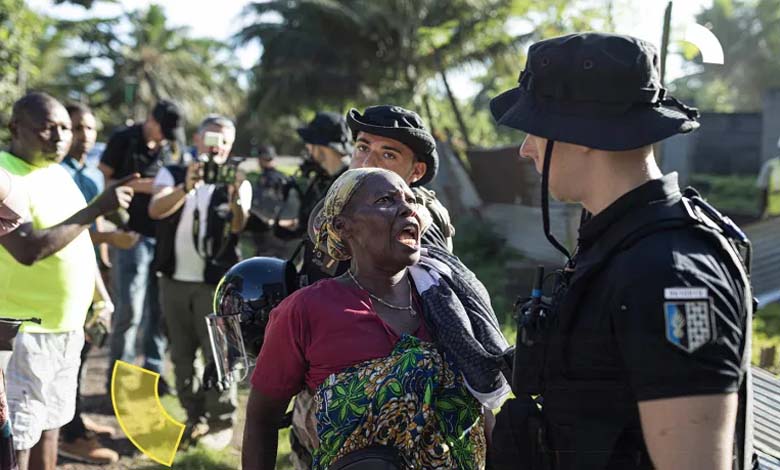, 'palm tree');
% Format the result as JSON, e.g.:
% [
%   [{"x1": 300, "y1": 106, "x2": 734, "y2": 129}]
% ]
[
  {"x1": 236, "y1": 0, "x2": 524, "y2": 145},
  {"x1": 37, "y1": 4, "x2": 244, "y2": 132}
]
